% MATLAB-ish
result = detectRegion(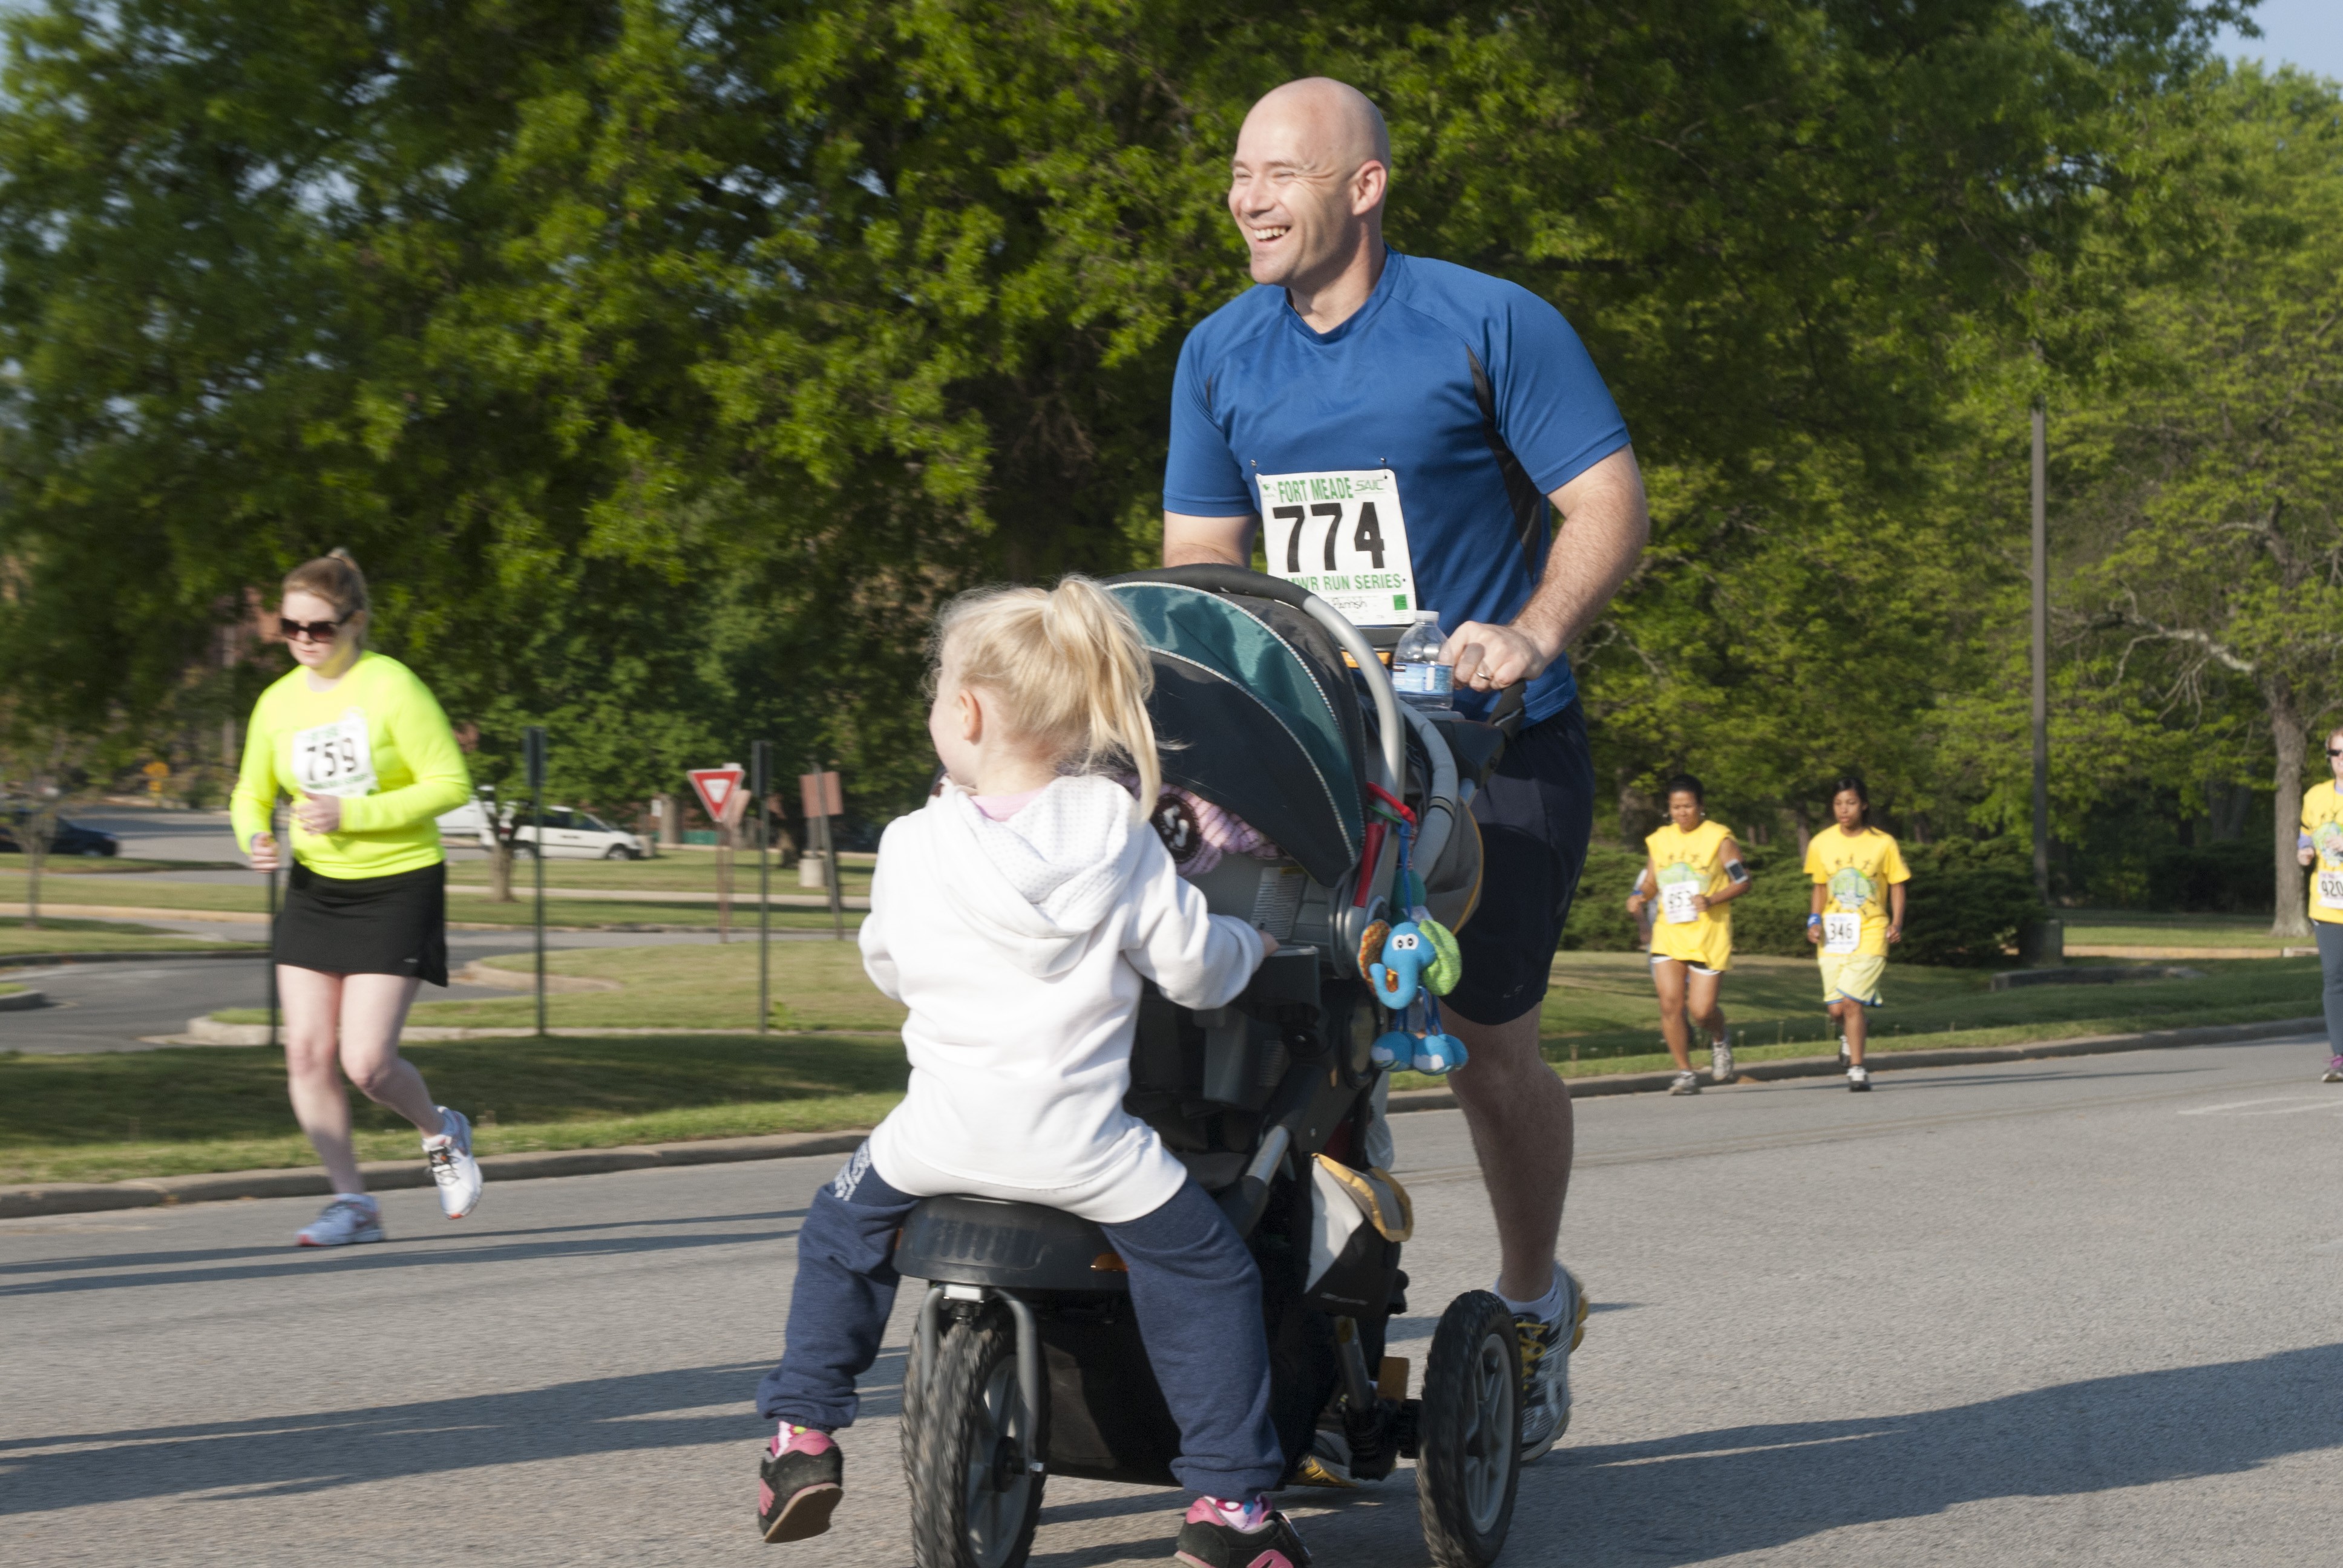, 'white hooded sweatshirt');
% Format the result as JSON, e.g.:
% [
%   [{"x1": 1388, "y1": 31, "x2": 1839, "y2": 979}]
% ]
[{"x1": 861, "y1": 774, "x2": 1265, "y2": 1224}]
